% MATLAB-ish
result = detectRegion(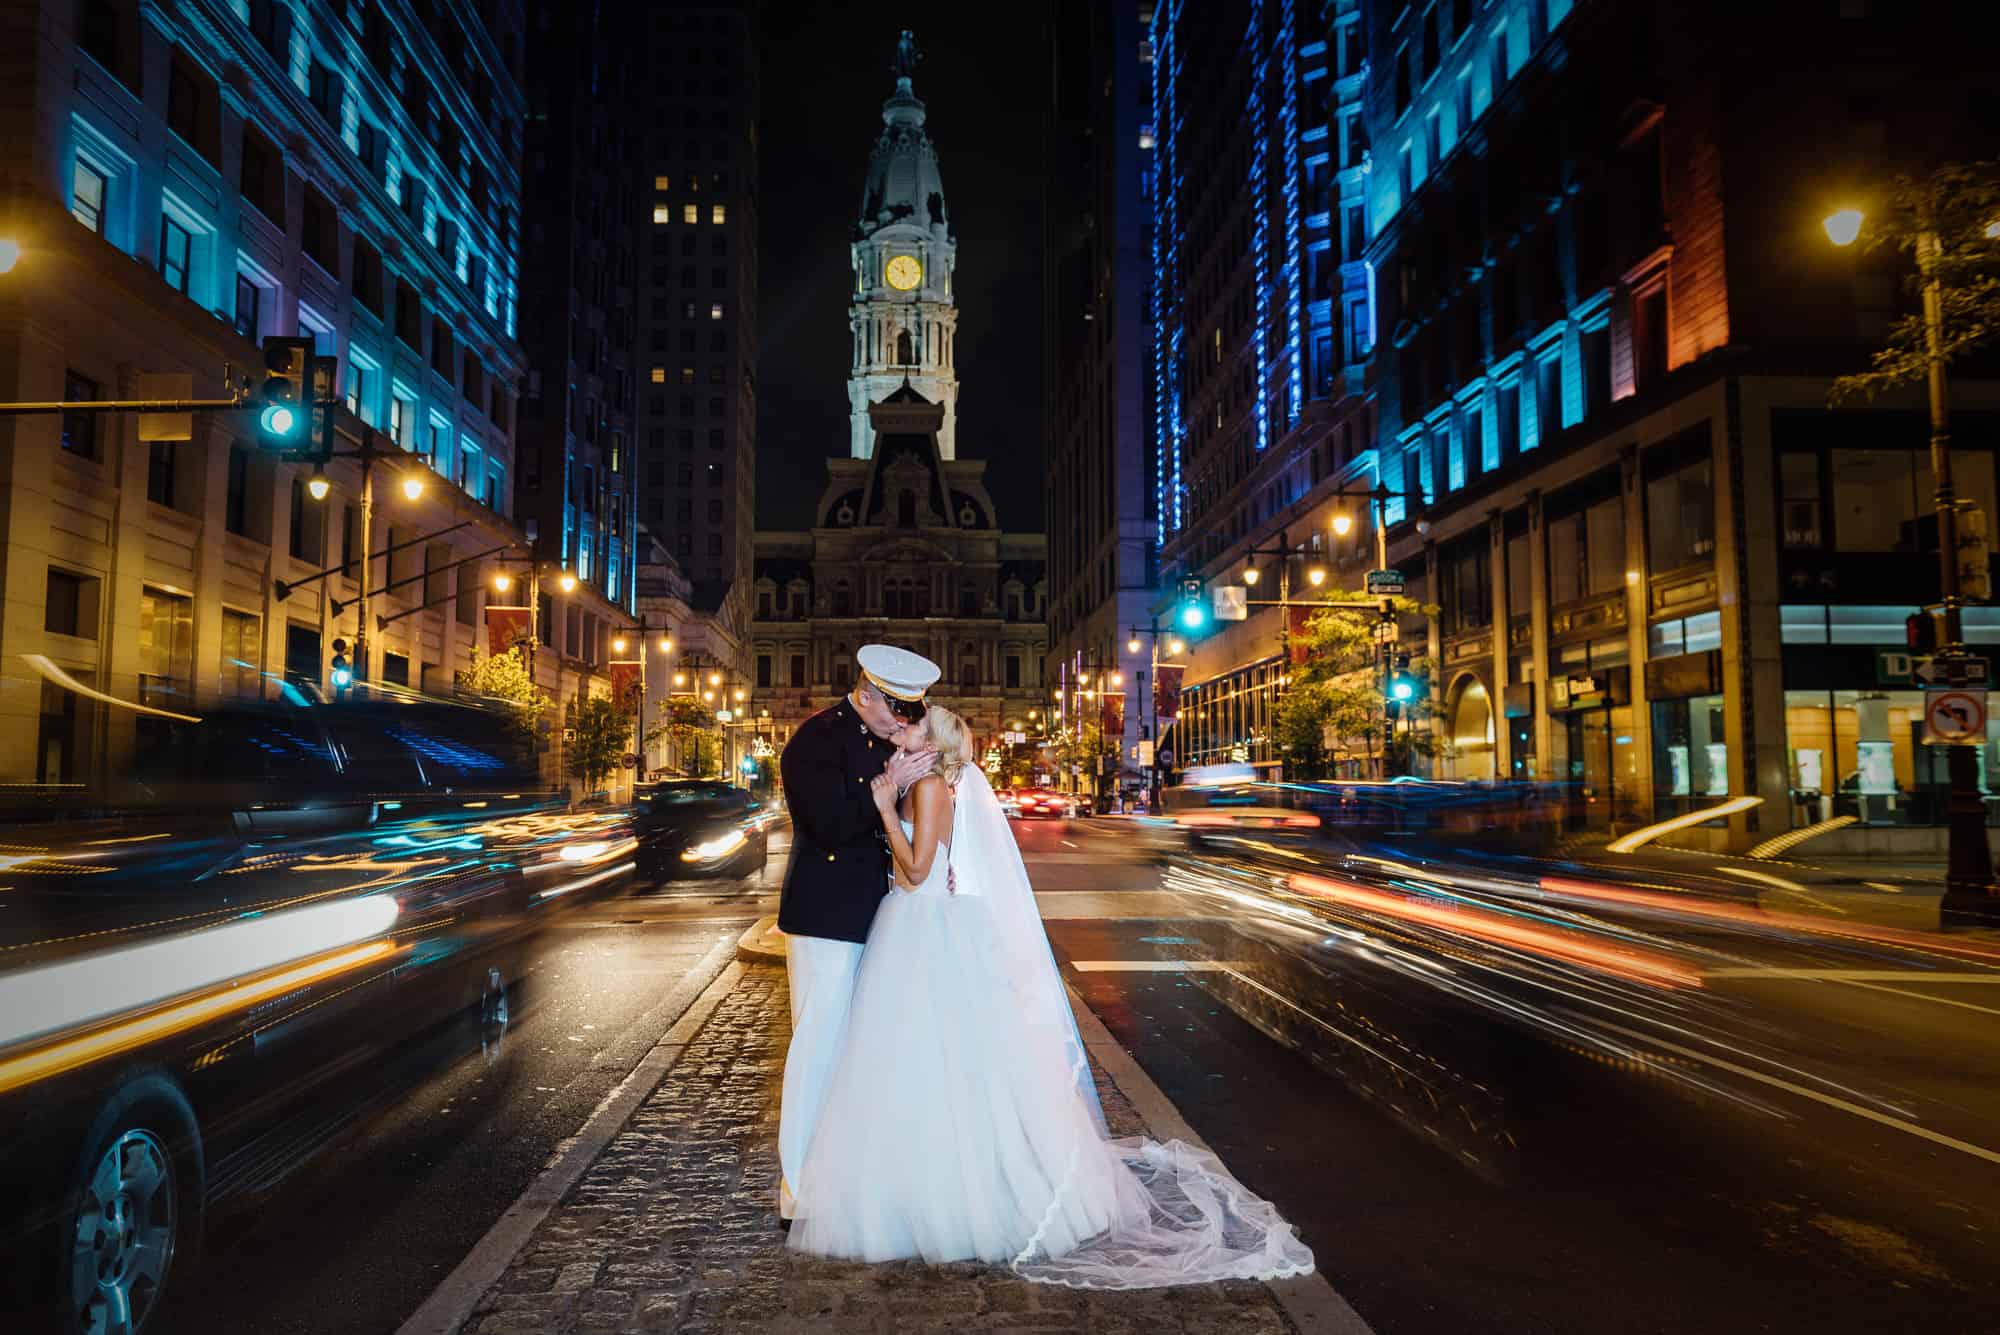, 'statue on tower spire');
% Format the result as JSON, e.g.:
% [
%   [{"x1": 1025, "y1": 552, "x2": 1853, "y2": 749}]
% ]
[{"x1": 892, "y1": 29, "x2": 922, "y2": 82}]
